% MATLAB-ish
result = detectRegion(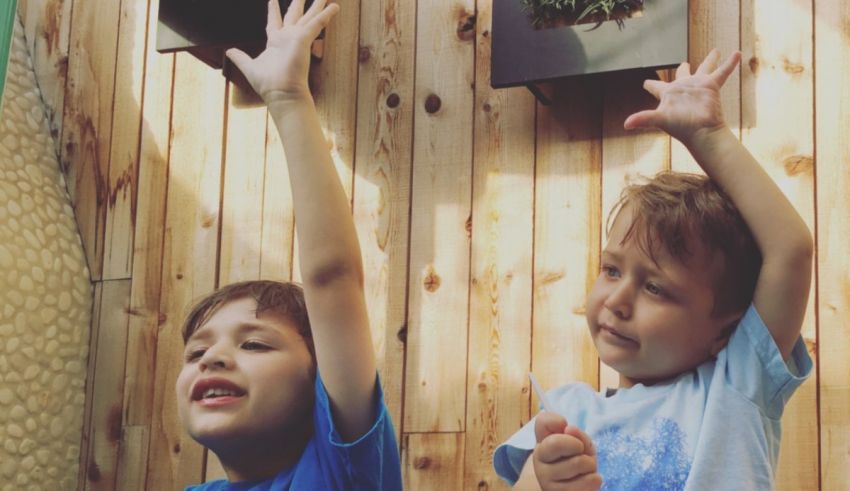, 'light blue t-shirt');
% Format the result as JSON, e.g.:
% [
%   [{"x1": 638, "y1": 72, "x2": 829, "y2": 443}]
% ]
[
  {"x1": 186, "y1": 373, "x2": 402, "y2": 491},
  {"x1": 494, "y1": 305, "x2": 812, "y2": 490}
]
